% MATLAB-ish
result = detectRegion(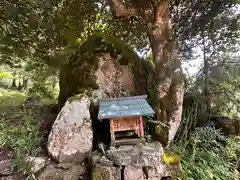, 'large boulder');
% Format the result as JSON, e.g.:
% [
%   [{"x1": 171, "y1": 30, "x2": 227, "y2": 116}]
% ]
[
  {"x1": 47, "y1": 96, "x2": 93, "y2": 163},
  {"x1": 58, "y1": 32, "x2": 153, "y2": 108}
]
